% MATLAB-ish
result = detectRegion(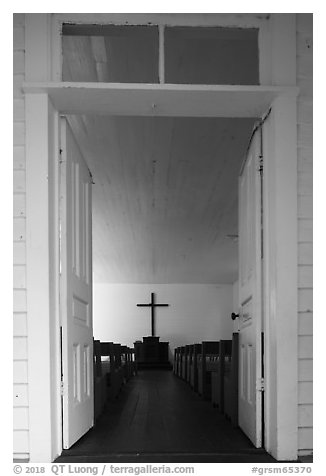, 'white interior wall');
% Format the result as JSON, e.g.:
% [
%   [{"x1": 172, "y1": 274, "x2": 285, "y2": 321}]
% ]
[{"x1": 93, "y1": 283, "x2": 234, "y2": 359}]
